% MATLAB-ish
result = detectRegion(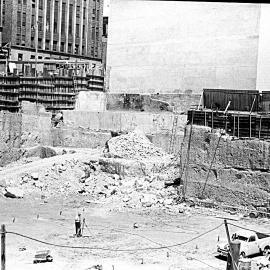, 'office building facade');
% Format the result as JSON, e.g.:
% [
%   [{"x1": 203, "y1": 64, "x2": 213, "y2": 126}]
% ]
[{"x1": 0, "y1": 0, "x2": 103, "y2": 63}]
